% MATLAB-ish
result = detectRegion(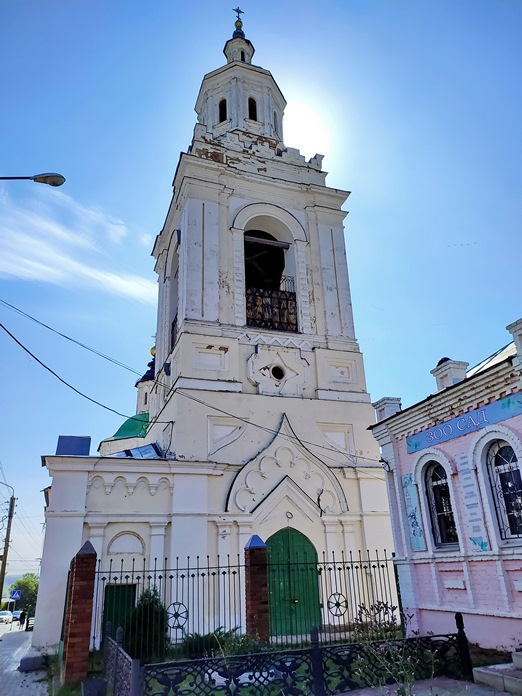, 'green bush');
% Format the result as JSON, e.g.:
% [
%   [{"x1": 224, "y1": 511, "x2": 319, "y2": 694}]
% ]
[
  {"x1": 176, "y1": 628, "x2": 269, "y2": 659},
  {"x1": 124, "y1": 588, "x2": 168, "y2": 663}
]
